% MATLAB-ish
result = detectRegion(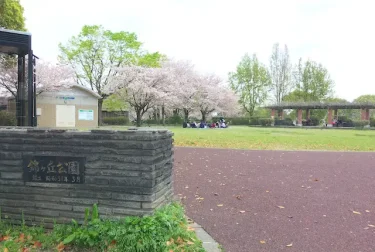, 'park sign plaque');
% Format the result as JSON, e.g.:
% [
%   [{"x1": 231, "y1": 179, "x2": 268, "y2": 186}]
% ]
[{"x1": 23, "y1": 156, "x2": 85, "y2": 184}]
